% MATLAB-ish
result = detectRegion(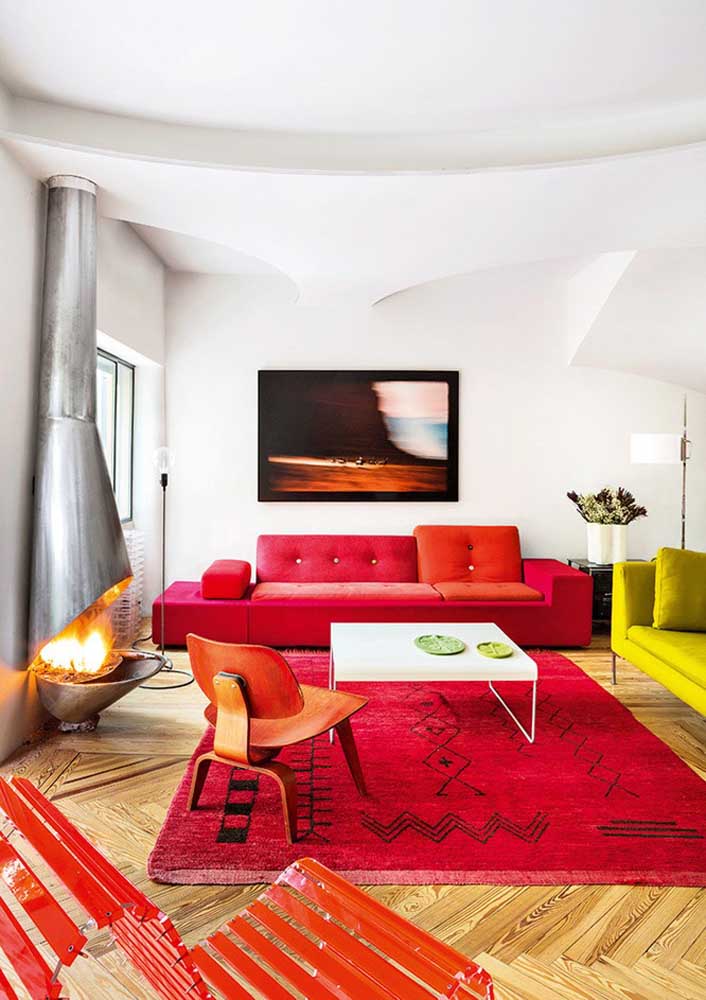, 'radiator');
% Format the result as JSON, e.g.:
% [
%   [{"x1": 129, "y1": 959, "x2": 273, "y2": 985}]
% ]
[{"x1": 110, "y1": 529, "x2": 145, "y2": 646}]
